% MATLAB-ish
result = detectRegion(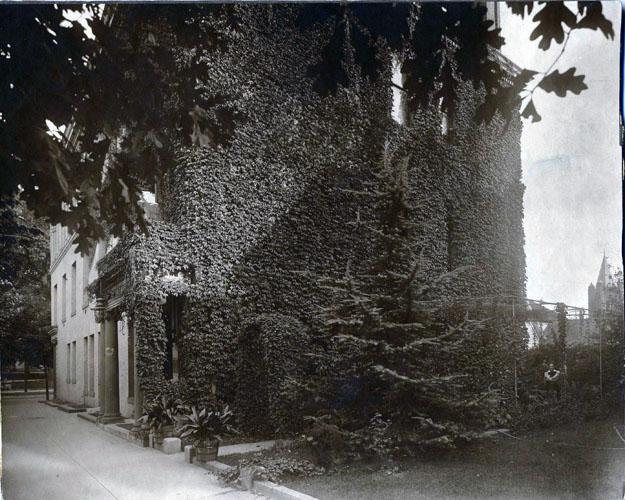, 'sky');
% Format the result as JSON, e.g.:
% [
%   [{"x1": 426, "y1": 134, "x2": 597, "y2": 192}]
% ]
[{"x1": 499, "y1": 2, "x2": 622, "y2": 308}]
